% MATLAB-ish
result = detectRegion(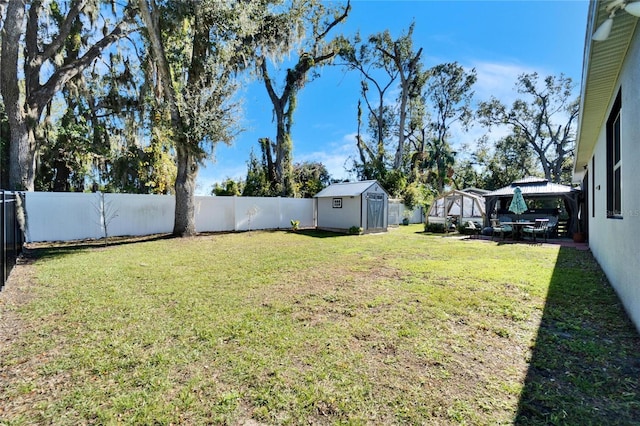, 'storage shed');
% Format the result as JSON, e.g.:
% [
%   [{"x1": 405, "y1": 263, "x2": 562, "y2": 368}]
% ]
[{"x1": 314, "y1": 180, "x2": 388, "y2": 233}]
